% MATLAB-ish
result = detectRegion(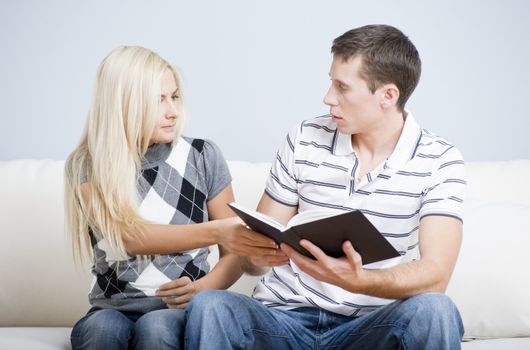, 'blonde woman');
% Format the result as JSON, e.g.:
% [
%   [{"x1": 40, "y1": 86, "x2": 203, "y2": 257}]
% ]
[{"x1": 65, "y1": 46, "x2": 279, "y2": 350}]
